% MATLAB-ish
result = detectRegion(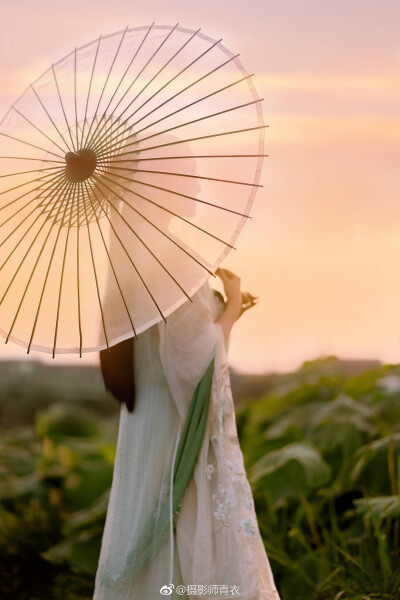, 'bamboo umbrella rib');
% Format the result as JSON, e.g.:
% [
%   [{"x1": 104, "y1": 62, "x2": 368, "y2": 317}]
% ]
[
  {"x1": 94, "y1": 114, "x2": 128, "y2": 163},
  {"x1": 87, "y1": 180, "x2": 192, "y2": 305},
  {"x1": 26, "y1": 184, "x2": 75, "y2": 352},
  {"x1": 52, "y1": 183, "x2": 78, "y2": 357},
  {"x1": 0, "y1": 175, "x2": 65, "y2": 234},
  {"x1": 0, "y1": 131, "x2": 65, "y2": 160},
  {"x1": 0, "y1": 156, "x2": 63, "y2": 163},
  {"x1": 0, "y1": 168, "x2": 66, "y2": 198},
  {"x1": 95, "y1": 97, "x2": 263, "y2": 163},
  {"x1": 0, "y1": 166, "x2": 62, "y2": 179},
  {"x1": 0, "y1": 175, "x2": 68, "y2": 273},
  {"x1": 0, "y1": 188, "x2": 48, "y2": 226},
  {"x1": 0, "y1": 197, "x2": 47, "y2": 234},
  {"x1": 90, "y1": 177, "x2": 168, "y2": 322},
  {"x1": 80, "y1": 182, "x2": 109, "y2": 348},
  {"x1": 11, "y1": 105, "x2": 68, "y2": 155},
  {"x1": 51, "y1": 64, "x2": 77, "y2": 152},
  {"x1": 29, "y1": 84, "x2": 73, "y2": 153},
  {"x1": 80, "y1": 35, "x2": 102, "y2": 148},
  {"x1": 0, "y1": 170, "x2": 65, "y2": 222},
  {"x1": 99, "y1": 171, "x2": 236, "y2": 249},
  {"x1": 71, "y1": 119, "x2": 85, "y2": 149},
  {"x1": 92, "y1": 184, "x2": 191, "y2": 306},
  {"x1": 104, "y1": 124, "x2": 268, "y2": 162},
  {"x1": 74, "y1": 48, "x2": 79, "y2": 152},
  {"x1": 95, "y1": 97, "x2": 262, "y2": 162},
  {"x1": 85, "y1": 24, "x2": 179, "y2": 151},
  {"x1": 106, "y1": 154, "x2": 268, "y2": 163},
  {"x1": 84, "y1": 22, "x2": 154, "y2": 151},
  {"x1": 76, "y1": 183, "x2": 83, "y2": 356},
  {"x1": 88, "y1": 24, "x2": 198, "y2": 151},
  {"x1": 89, "y1": 34, "x2": 225, "y2": 156},
  {"x1": 102, "y1": 27, "x2": 200, "y2": 130},
  {"x1": 103, "y1": 163, "x2": 263, "y2": 188},
  {"x1": 92, "y1": 169, "x2": 251, "y2": 217},
  {"x1": 92, "y1": 21, "x2": 154, "y2": 149},
  {"x1": 130, "y1": 74, "x2": 254, "y2": 141},
  {"x1": 82, "y1": 27, "x2": 129, "y2": 149},
  {"x1": 90, "y1": 73, "x2": 255, "y2": 159},
  {"x1": 3, "y1": 181, "x2": 72, "y2": 343},
  {"x1": 0, "y1": 171, "x2": 65, "y2": 231},
  {"x1": 90, "y1": 50, "x2": 241, "y2": 157},
  {"x1": 92, "y1": 174, "x2": 215, "y2": 277},
  {"x1": 83, "y1": 179, "x2": 138, "y2": 338}
]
